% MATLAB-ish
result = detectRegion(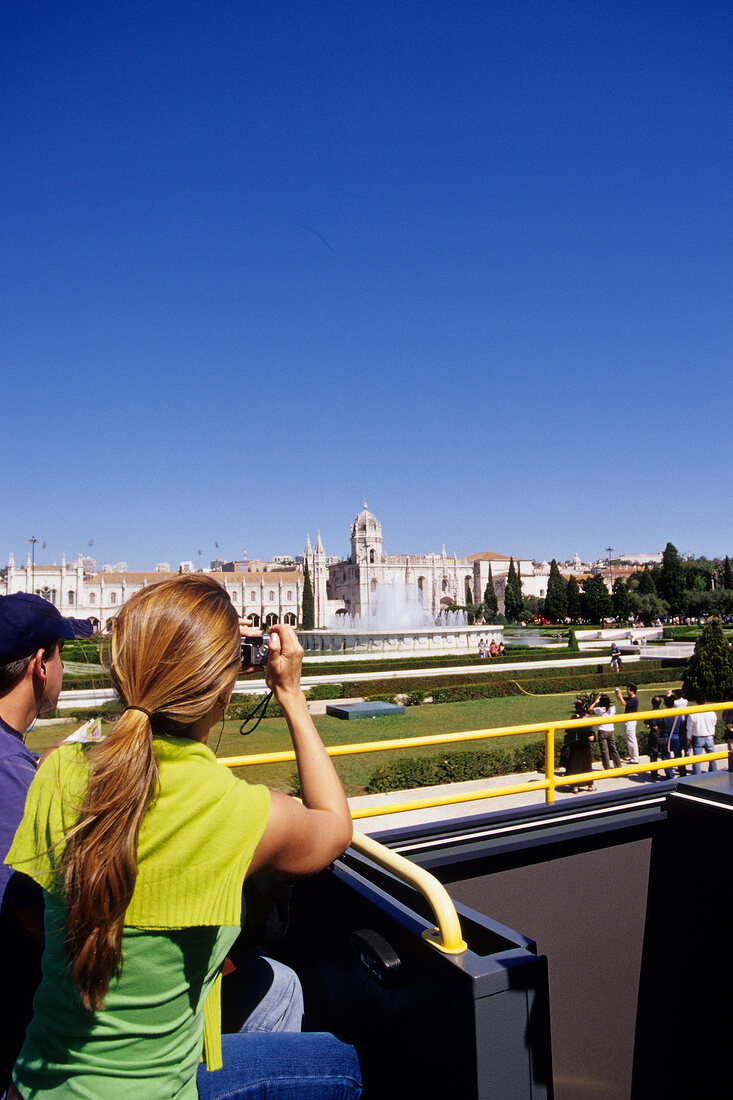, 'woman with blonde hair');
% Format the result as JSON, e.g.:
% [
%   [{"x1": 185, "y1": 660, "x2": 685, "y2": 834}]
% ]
[{"x1": 6, "y1": 573, "x2": 361, "y2": 1099}]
